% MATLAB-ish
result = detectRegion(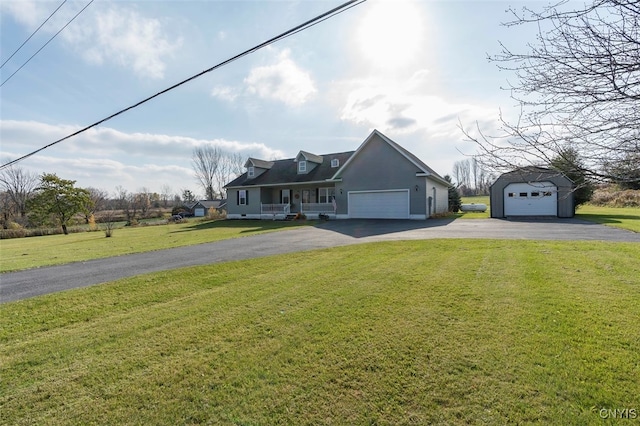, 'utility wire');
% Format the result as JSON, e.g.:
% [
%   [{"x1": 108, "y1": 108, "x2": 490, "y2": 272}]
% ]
[
  {"x1": 0, "y1": 0, "x2": 366, "y2": 170},
  {"x1": 1, "y1": 0, "x2": 94, "y2": 87},
  {"x1": 0, "y1": 0, "x2": 68, "y2": 70}
]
